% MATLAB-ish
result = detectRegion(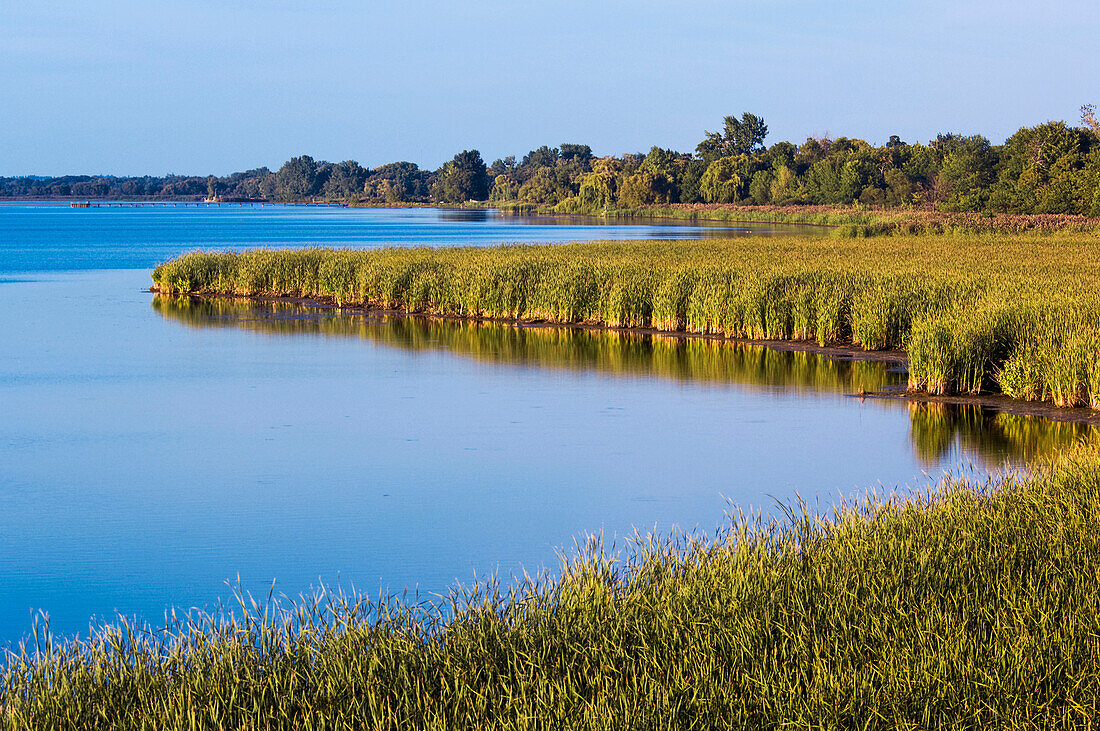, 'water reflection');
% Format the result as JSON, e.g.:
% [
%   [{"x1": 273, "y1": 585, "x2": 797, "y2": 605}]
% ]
[
  {"x1": 908, "y1": 402, "x2": 1091, "y2": 466},
  {"x1": 439, "y1": 209, "x2": 492, "y2": 222},
  {"x1": 154, "y1": 295, "x2": 1092, "y2": 467}
]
